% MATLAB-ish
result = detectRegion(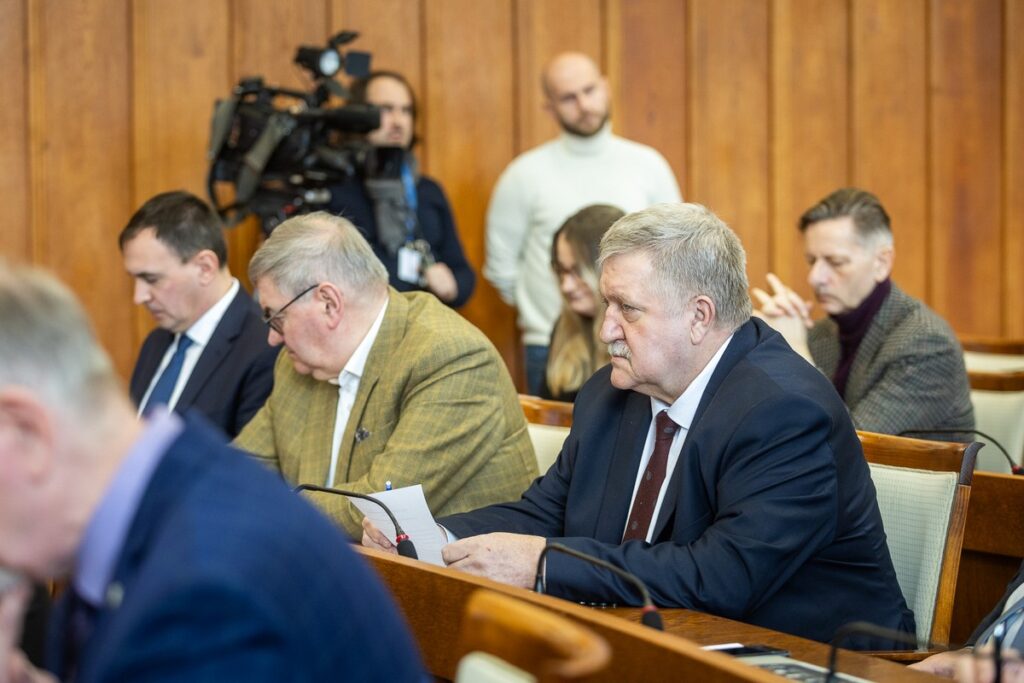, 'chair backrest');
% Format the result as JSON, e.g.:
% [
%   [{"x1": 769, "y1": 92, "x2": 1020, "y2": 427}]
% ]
[
  {"x1": 961, "y1": 335, "x2": 1024, "y2": 360},
  {"x1": 967, "y1": 371, "x2": 1024, "y2": 473},
  {"x1": 858, "y1": 431, "x2": 979, "y2": 647},
  {"x1": 519, "y1": 395, "x2": 574, "y2": 427},
  {"x1": 528, "y1": 423, "x2": 571, "y2": 474},
  {"x1": 520, "y1": 395, "x2": 573, "y2": 473},
  {"x1": 454, "y1": 590, "x2": 611, "y2": 683}
]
